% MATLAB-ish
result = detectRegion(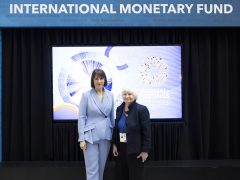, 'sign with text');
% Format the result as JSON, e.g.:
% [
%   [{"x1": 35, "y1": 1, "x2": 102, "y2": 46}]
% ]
[{"x1": 0, "y1": 0, "x2": 240, "y2": 27}]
